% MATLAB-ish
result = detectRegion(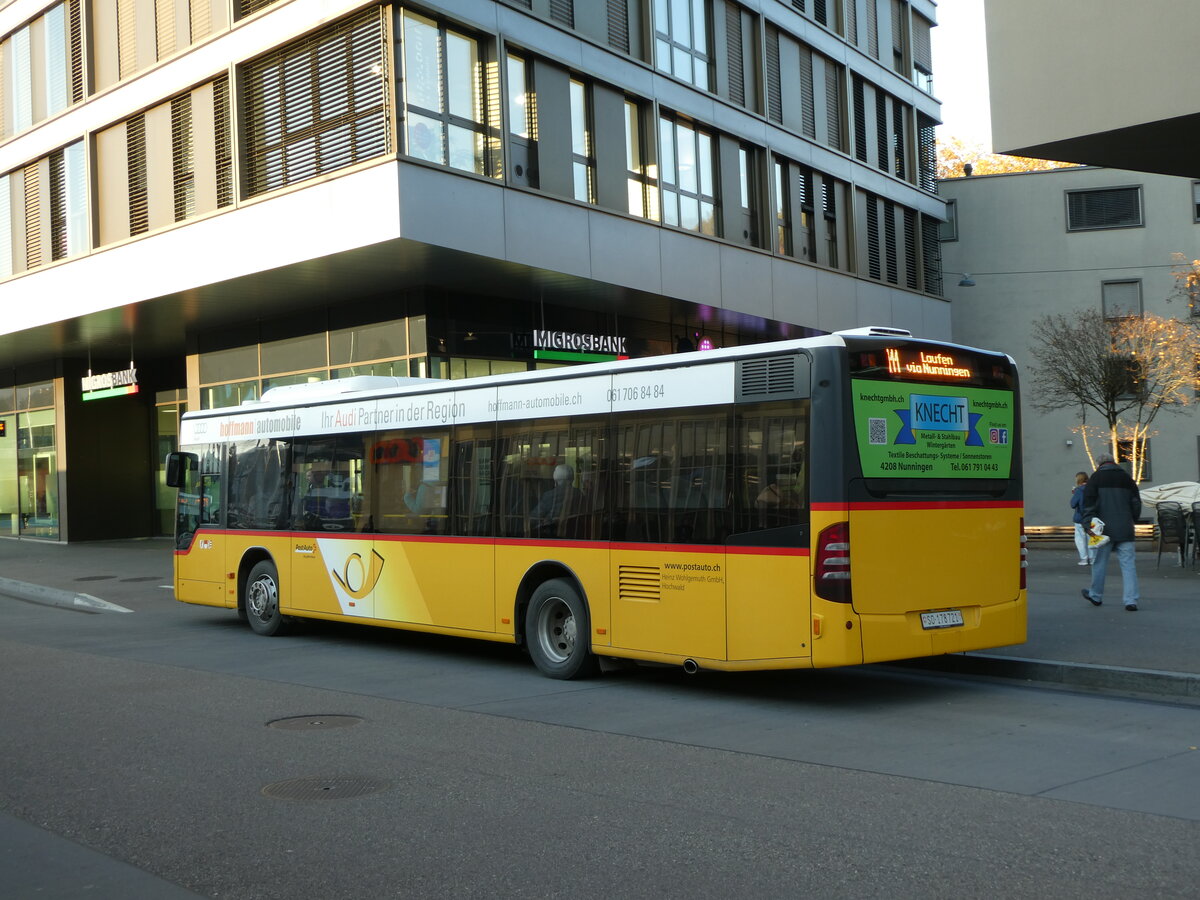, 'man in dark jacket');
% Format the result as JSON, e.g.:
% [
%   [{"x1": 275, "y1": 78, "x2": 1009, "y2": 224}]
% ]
[{"x1": 1081, "y1": 453, "x2": 1142, "y2": 610}]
